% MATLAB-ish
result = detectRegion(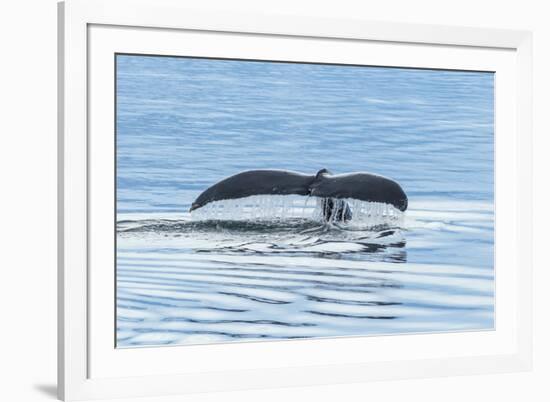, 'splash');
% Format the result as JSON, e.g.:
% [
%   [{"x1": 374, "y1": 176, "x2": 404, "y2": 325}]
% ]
[{"x1": 190, "y1": 195, "x2": 403, "y2": 229}]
